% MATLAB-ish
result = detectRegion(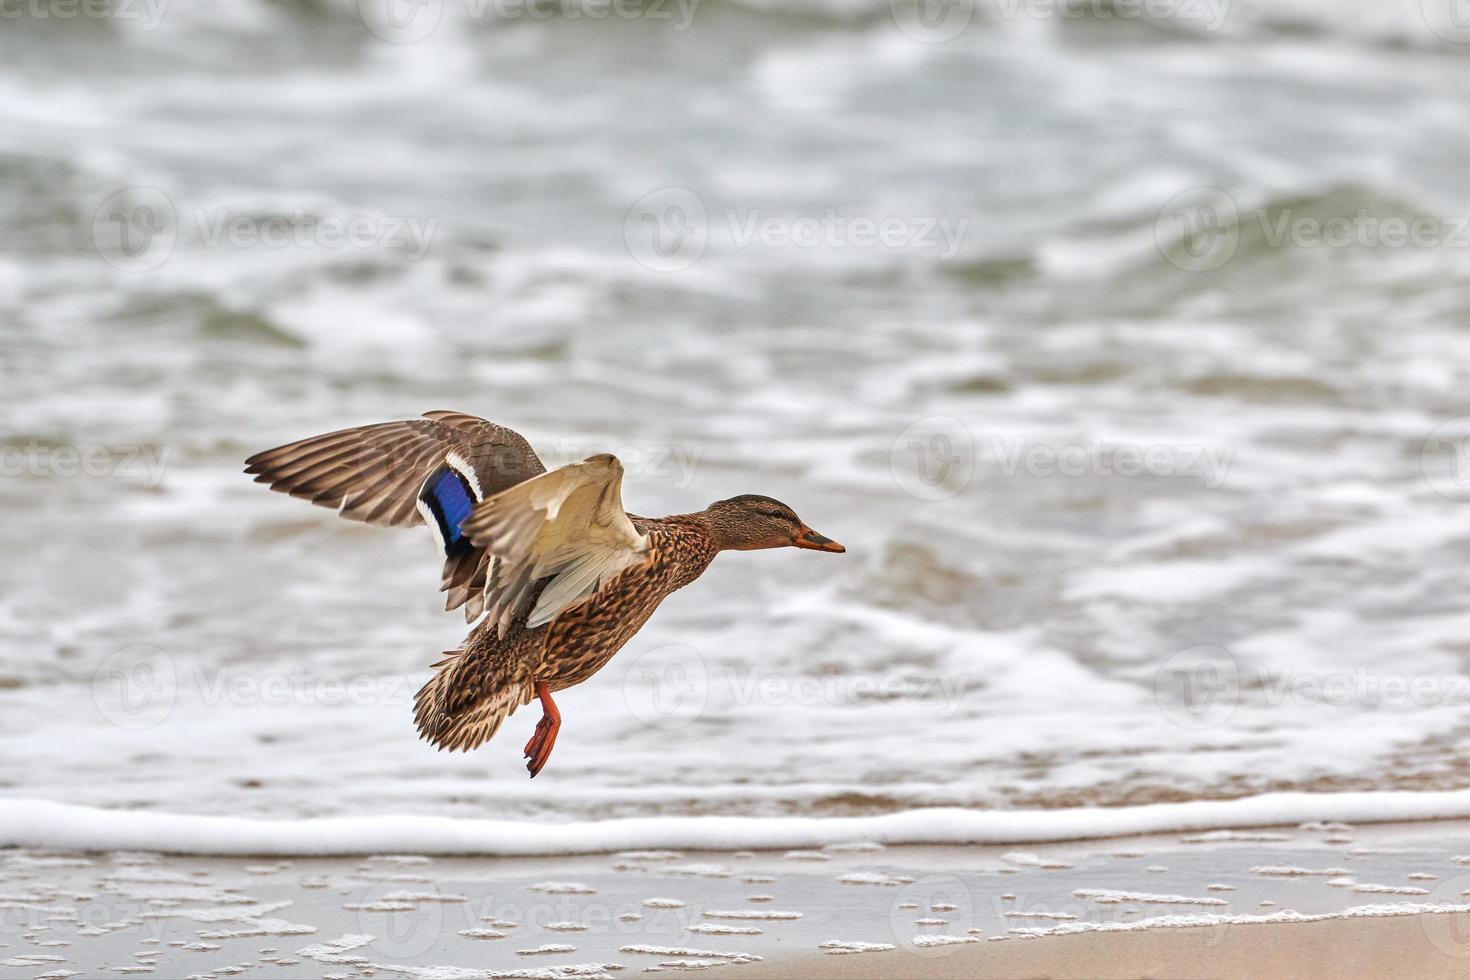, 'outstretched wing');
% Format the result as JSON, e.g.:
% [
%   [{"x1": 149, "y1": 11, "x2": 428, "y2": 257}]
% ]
[
  {"x1": 244, "y1": 410, "x2": 546, "y2": 620},
  {"x1": 460, "y1": 453, "x2": 650, "y2": 636}
]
